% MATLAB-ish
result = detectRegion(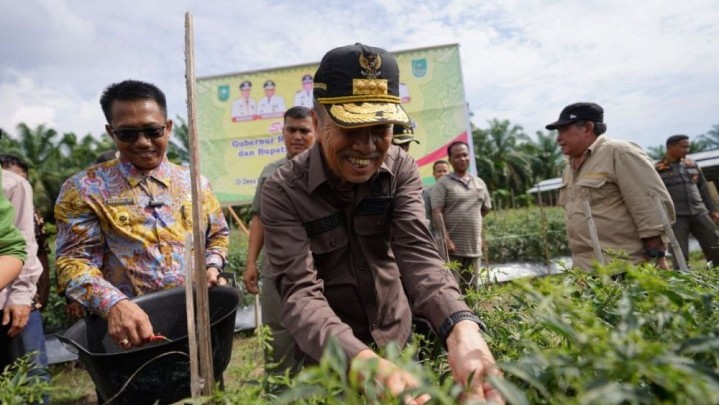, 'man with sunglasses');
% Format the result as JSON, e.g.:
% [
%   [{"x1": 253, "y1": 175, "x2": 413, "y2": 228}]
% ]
[{"x1": 55, "y1": 80, "x2": 229, "y2": 353}]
